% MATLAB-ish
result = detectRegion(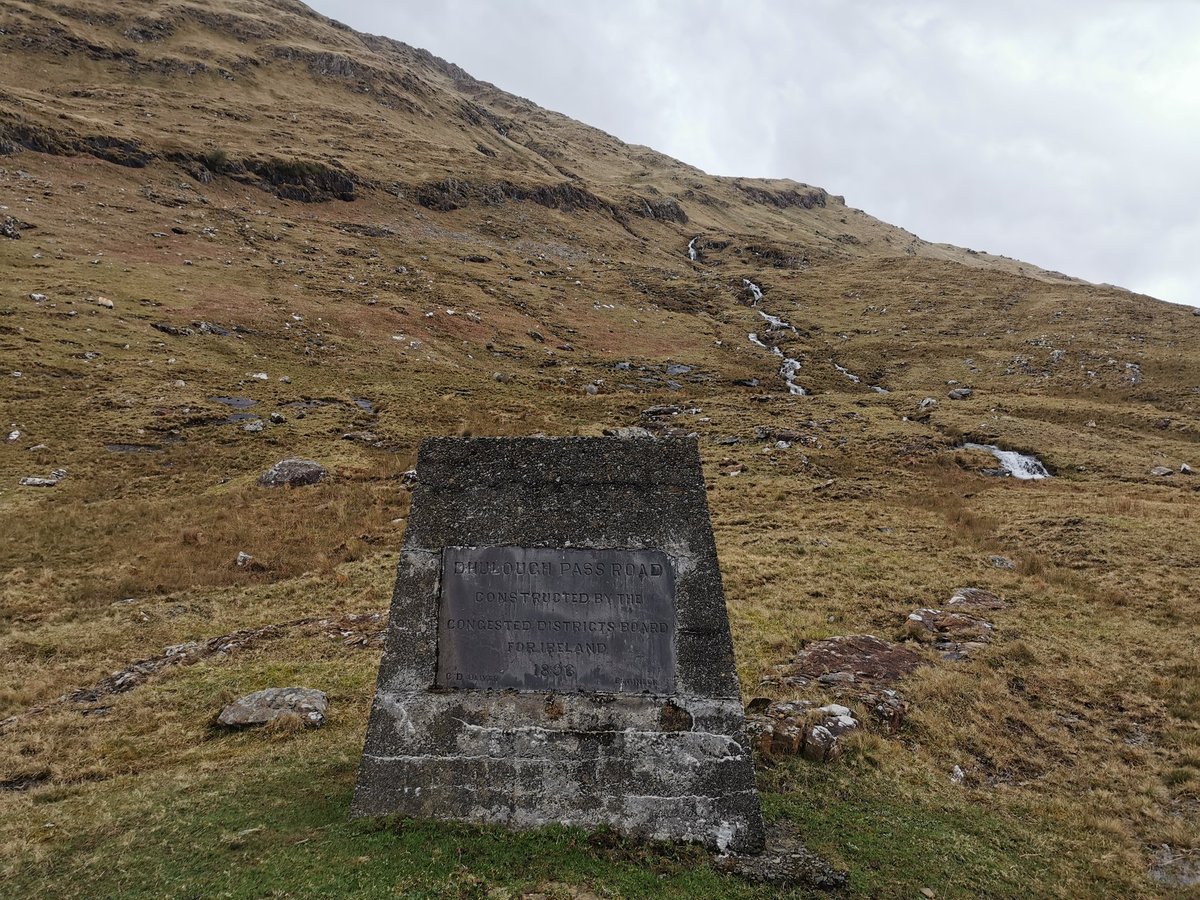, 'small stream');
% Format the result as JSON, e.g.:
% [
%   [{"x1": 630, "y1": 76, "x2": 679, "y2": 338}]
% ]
[
  {"x1": 963, "y1": 443, "x2": 1051, "y2": 480},
  {"x1": 758, "y1": 310, "x2": 796, "y2": 333},
  {"x1": 778, "y1": 353, "x2": 807, "y2": 395},
  {"x1": 687, "y1": 238, "x2": 699, "y2": 262},
  {"x1": 833, "y1": 363, "x2": 861, "y2": 384},
  {"x1": 742, "y1": 277, "x2": 806, "y2": 394}
]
